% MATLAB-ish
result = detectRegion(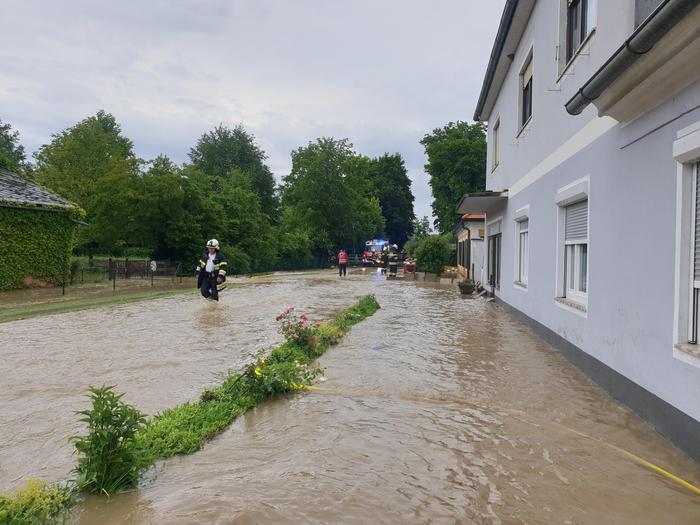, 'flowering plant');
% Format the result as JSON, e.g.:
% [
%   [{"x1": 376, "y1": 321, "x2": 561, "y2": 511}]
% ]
[{"x1": 275, "y1": 306, "x2": 316, "y2": 346}]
